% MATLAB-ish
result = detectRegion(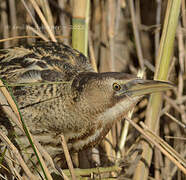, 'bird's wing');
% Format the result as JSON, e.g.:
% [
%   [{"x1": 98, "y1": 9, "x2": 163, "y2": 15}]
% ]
[{"x1": 0, "y1": 41, "x2": 95, "y2": 83}]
